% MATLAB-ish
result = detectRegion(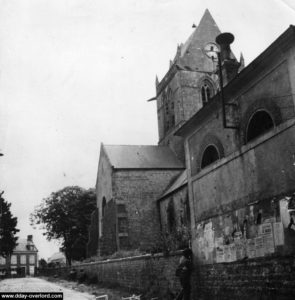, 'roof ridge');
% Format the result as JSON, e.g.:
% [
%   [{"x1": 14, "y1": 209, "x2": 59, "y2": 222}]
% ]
[{"x1": 104, "y1": 144, "x2": 169, "y2": 147}]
